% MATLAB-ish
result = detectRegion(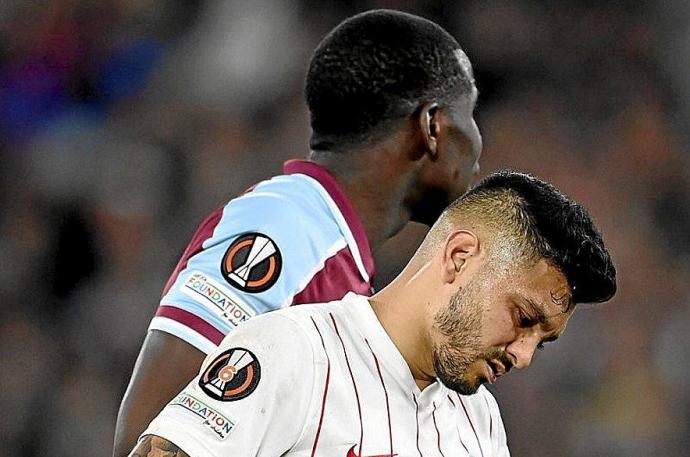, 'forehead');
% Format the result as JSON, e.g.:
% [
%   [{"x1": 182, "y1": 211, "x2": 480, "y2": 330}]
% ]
[
  {"x1": 449, "y1": 50, "x2": 477, "y2": 111},
  {"x1": 453, "y1": 48, "x2": 474, "y2": 83},
  {"x1": 518, "y1": 259, "x2": 571, "y2": 302},
  {"x1": 501, "y1": 259, "x2": 573, "y2": 328},
  {"x1": 447, "y1": 82, "x2": 478, "y2": 120}
]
